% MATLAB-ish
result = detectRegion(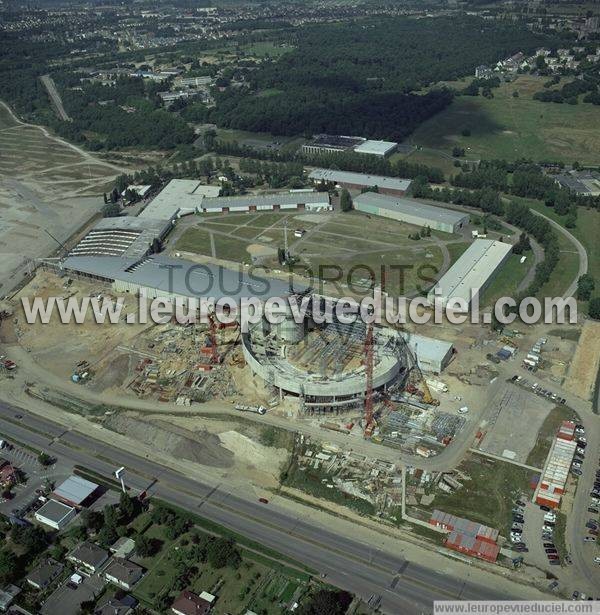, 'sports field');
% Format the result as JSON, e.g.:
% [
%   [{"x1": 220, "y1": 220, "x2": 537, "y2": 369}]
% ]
[
  {"x1": 411, "y1": 75, "x2": 600, "y2": 165},
  {"x1": 174, "y1": 209, "x2": 469, "y2": 297}
]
